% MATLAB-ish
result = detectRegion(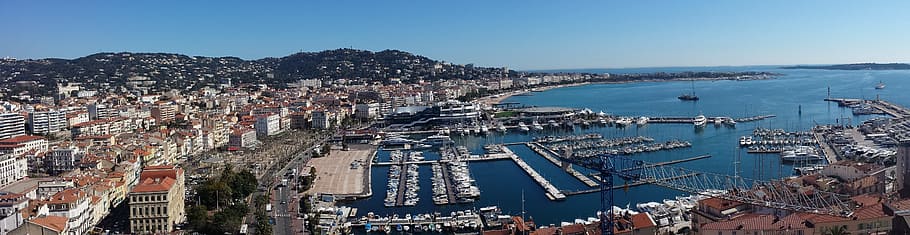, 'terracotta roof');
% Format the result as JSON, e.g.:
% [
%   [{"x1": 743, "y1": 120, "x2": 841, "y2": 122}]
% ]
[
  {"x1": 47, "y1": 188, "x2": 87, "y2": 204},
  {"x1": 30, "y1": 216, "x2": 68, "y2": 232},
  {"x1": 531, "y1": 227, "x2": 557, "y2": 235},
  {"x1": 562, "y1": 224, "x2": 585, "y2": 234},
  {"x1": 0, "y1": 135, "x2": 44, "y2": 143},
  {"x1": 131, "y1": 177, "x2": 176, "y2": 193},
  {"x1": 701, "y1": 214, "x2": 810, "y2": 231},
  {"x1": 699, "y1": 197, "x2": 743, "y2": 211}
]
